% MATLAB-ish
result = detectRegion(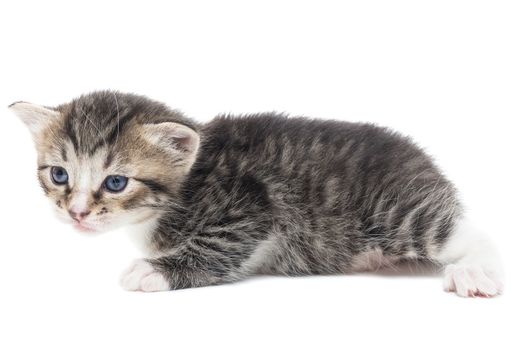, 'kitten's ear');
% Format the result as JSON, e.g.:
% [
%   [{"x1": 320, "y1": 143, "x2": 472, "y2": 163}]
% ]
[
  {"x1": 8, "y1": 102, "x2": 60, "y2": 137},
  {"x1": 142, "y1": 122, "x2": 200, "y2": 158}
]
